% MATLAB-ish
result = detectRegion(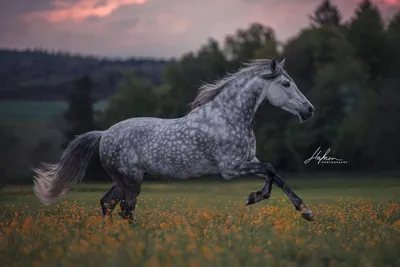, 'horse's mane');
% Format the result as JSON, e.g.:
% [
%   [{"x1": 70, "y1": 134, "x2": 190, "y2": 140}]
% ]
[{"x1": 188, "y1": 59, "x2": 274, "y2": 111}]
